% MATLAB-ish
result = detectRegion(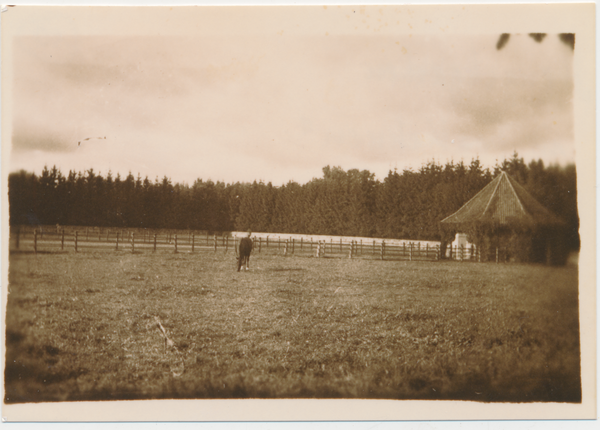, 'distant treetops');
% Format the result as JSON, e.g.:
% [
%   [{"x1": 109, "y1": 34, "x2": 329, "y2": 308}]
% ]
[{"x1": 8, "y1": 153, "x2": 578, "y2": 254}]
